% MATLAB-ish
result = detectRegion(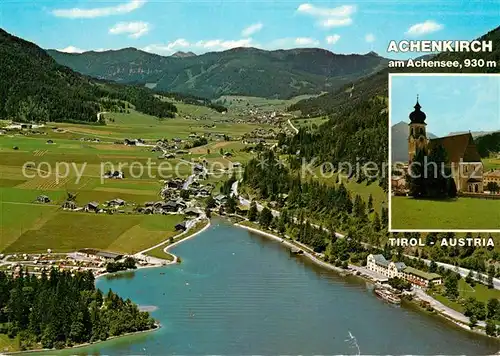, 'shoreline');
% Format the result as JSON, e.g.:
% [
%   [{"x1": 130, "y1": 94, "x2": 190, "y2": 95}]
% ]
[
  {"x1": 7, "y1": 323, "x2": 161, "y2": 355},
  {"x1": 96, "y1": 218, "x2": 211, "y2": 280},
  {"x1": 234, "y1": 222, "x2": 496, "y2": 340}
]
